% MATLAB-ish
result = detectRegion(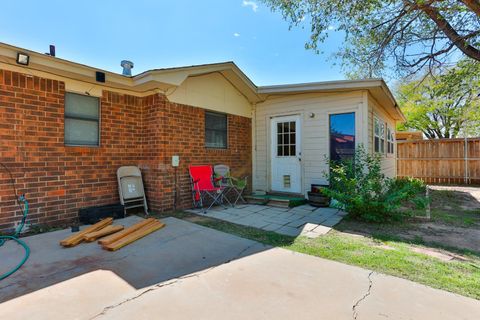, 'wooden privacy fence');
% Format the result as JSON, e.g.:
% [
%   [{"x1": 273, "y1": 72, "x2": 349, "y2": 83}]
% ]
[{"x1": 397, "y1": 138, "x2": 480, "y2": 185}]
